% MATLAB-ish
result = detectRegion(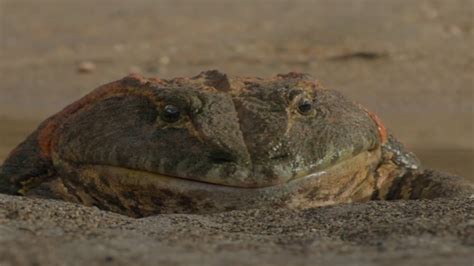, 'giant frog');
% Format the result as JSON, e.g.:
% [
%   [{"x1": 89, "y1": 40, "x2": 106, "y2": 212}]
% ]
[{"x1": 1, "y1": 71, "x2": 471, "y2": 217}]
